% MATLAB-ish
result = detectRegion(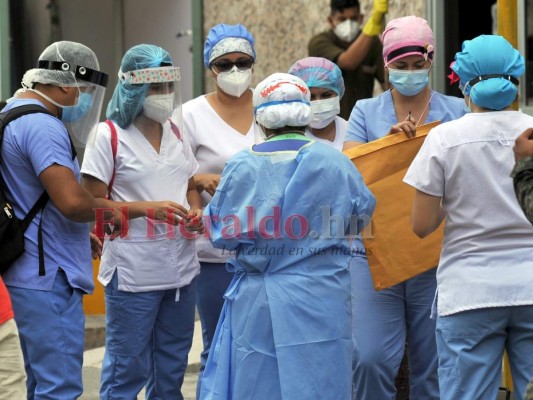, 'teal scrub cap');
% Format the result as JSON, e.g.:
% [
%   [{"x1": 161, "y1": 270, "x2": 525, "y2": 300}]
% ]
[
  {"x1": 107, "y1": 44, "x2": 173, "y2": 128},
  {"x1": 452, "y1": 35, "x2": 524, "y2": 110}
]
